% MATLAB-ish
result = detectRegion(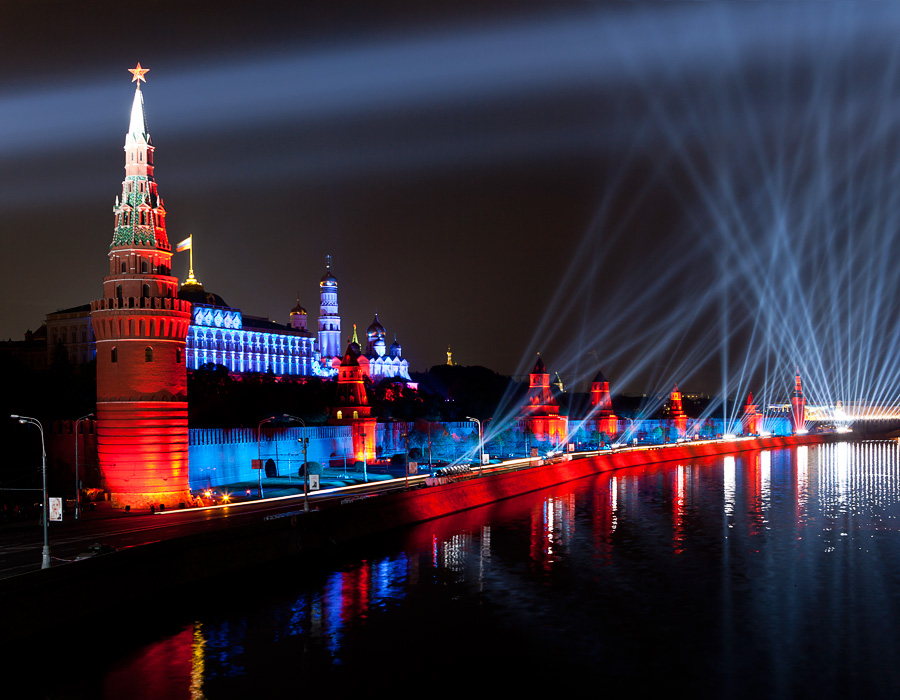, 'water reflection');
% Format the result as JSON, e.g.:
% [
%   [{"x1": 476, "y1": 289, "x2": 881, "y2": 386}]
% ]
[
  {"x1": 88, "y1": 441, "x2": 900, "y2": 698},
  {"x1": 724, "y1": 454, "x2": 736, "y2": 520},
  {"x1": 533, "y1": 494, "x2": 575, "y2": 568},
  {"x1": 673, "y1": 464, "x2": 686, "y2": 554}
]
